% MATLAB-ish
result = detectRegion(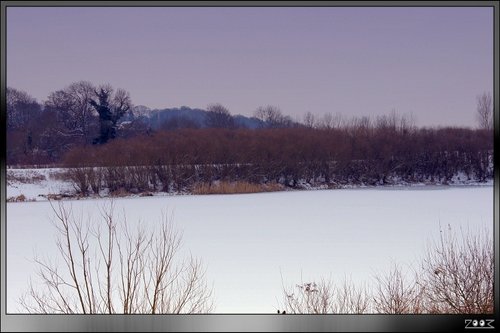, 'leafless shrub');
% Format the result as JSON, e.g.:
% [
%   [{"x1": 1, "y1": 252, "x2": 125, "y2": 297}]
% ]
[
  {"x1": 88, "y1": 168, "x2": 103, "y2": 195},
  {"x1": 280, "y1": 280, "x2": 334, "y2": 314},
  {"x1": 373, "y1": 264, "x2": 424, "y2": 314},
  {"x1": 335, "y1": 278, "x2": 371, "y2": 314},
  {"x1": 418, "y1": 226, "x2": 493, "y2": 314},
  {"x1": 279, "y1": 278, "x2": 370, "y2": 314},
  {"x1": 280, "y1": 227, "x2": 493, "y2": 314},
  {"x1": 65, "y1": 167, "x2": 103, "y2": 196},
  {"x1": 128, "y1": 166, "x2": 151, "y2": 192},
  {"x1": 104, "y1": 166, "x2": 129, "y2": 193},
  {"x1": 66, "y1": 168, "x2": 91, "y2": 196},
  {"x1": 172, "y1": 165, "x2": 196, "y2": 192},
  {"x1": 20, "y1": 201, "x2": 213, "y2": 314}
]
